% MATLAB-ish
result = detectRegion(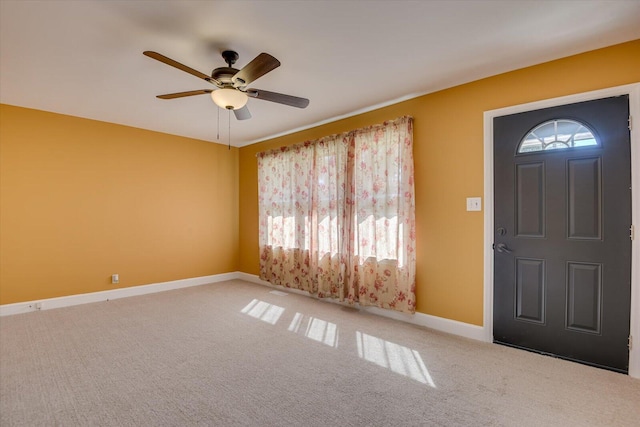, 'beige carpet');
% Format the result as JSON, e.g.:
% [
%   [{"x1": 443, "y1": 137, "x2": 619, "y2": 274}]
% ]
[{"x1": 1, "y1": 279, "x2": 639, "y2": 426}]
